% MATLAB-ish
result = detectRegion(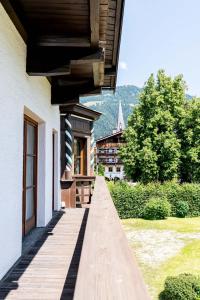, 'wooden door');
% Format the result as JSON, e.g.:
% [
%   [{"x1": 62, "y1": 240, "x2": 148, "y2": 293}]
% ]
[{"x1": 23, "y1": 116, "x2": 38, "y2": 236}]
